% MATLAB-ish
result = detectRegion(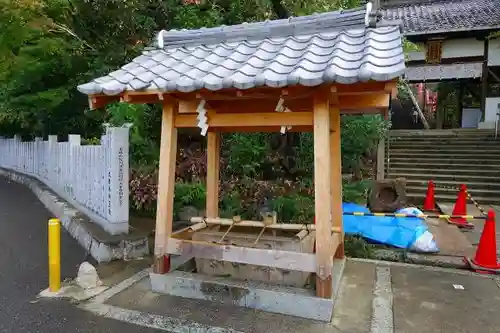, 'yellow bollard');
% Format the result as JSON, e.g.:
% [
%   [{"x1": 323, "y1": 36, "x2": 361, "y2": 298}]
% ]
[{"x1": 48, "y1": 218, "x2": 61, "y2": 292}]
